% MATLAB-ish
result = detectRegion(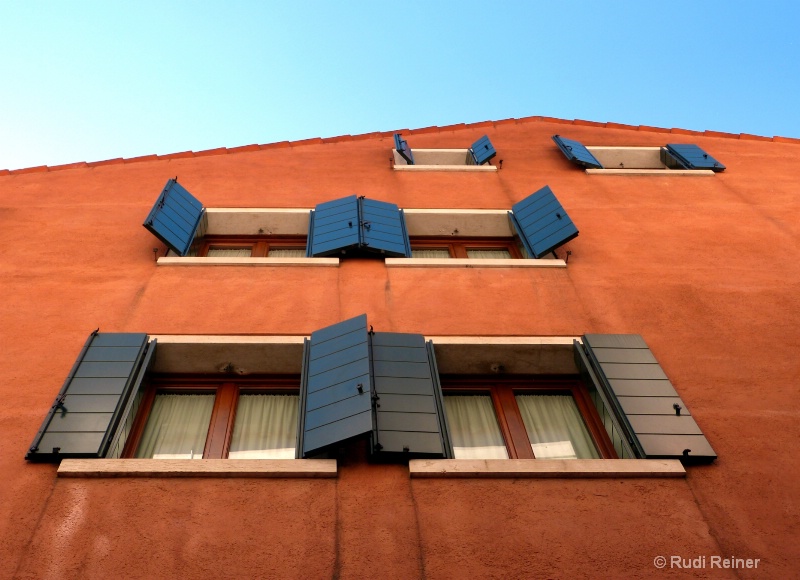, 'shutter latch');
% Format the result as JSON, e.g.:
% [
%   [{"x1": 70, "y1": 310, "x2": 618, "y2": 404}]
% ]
[{"x1": 673, "y1": 403, "x2": 682, "y2": 416}]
